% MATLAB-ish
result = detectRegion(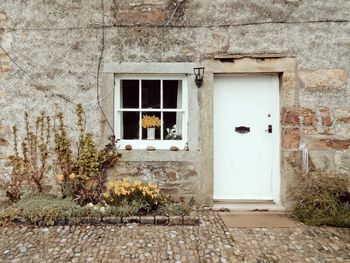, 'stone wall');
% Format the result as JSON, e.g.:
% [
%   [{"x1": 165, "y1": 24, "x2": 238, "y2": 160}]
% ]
[
  {"x1": 0, "y1": 0, "x2": 349, "y2": 206},
  {"x1": 281, "y1": 68, "x2": 350, "y2": 173},
  {"x1": 114, "y1": 161, "x2": 197, "y2": 200}
]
